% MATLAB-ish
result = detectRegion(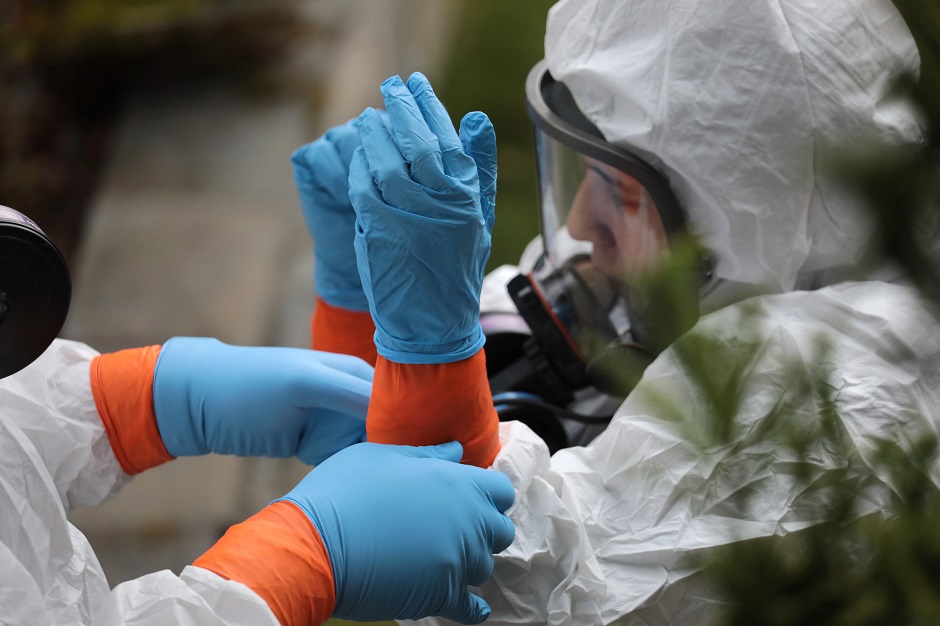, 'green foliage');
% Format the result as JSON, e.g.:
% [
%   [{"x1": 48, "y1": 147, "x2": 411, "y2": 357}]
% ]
[
  {"x1": 709, "y1": 436, "x2": 940, "y2": 626},
  {"x1": 827, "y1": 0, "x2": 940, "y2": 304},
  {"x1": 436, "y1": 3, "x2": 940, "y2": 620},
  {"x1": 629, "y1": 2, "x2": 940, "y2": 623},
  {"x1": 436, "y1": 0, "x2": 556, "y2": 271}
]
